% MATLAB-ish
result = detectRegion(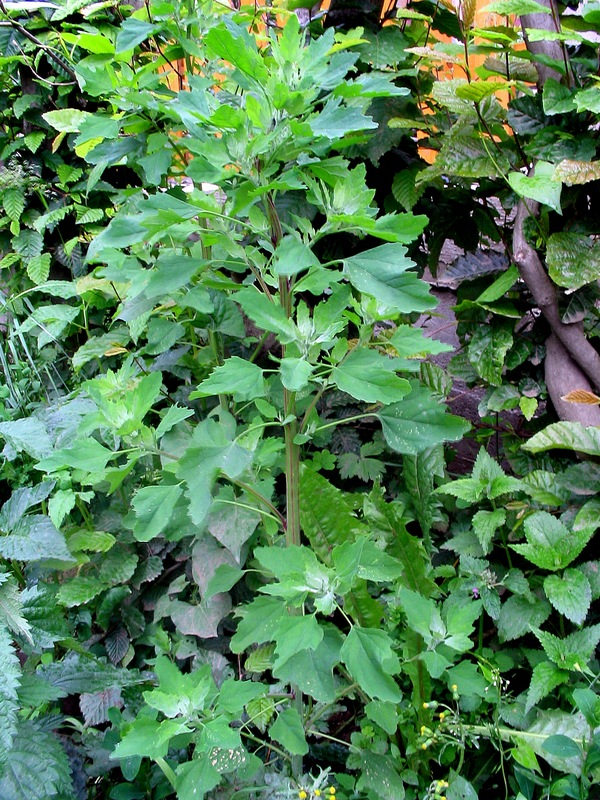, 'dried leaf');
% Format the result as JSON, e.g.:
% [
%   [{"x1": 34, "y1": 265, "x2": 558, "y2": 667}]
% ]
[{"x1": 562, "y1": 390, "x2": 600, "y2": 405}]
